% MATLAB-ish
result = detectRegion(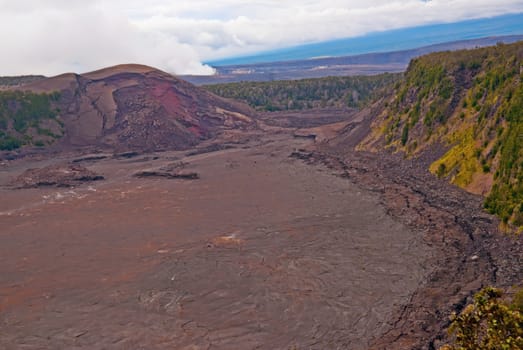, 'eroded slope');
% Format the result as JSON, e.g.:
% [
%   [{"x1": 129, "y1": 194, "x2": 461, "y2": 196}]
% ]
[
  {"x1": 3, "y1": 64, "x2": 256, "y2": 153},
  {"x1": 359, "y1": 42, "x2": 523, "y2": 229}
]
